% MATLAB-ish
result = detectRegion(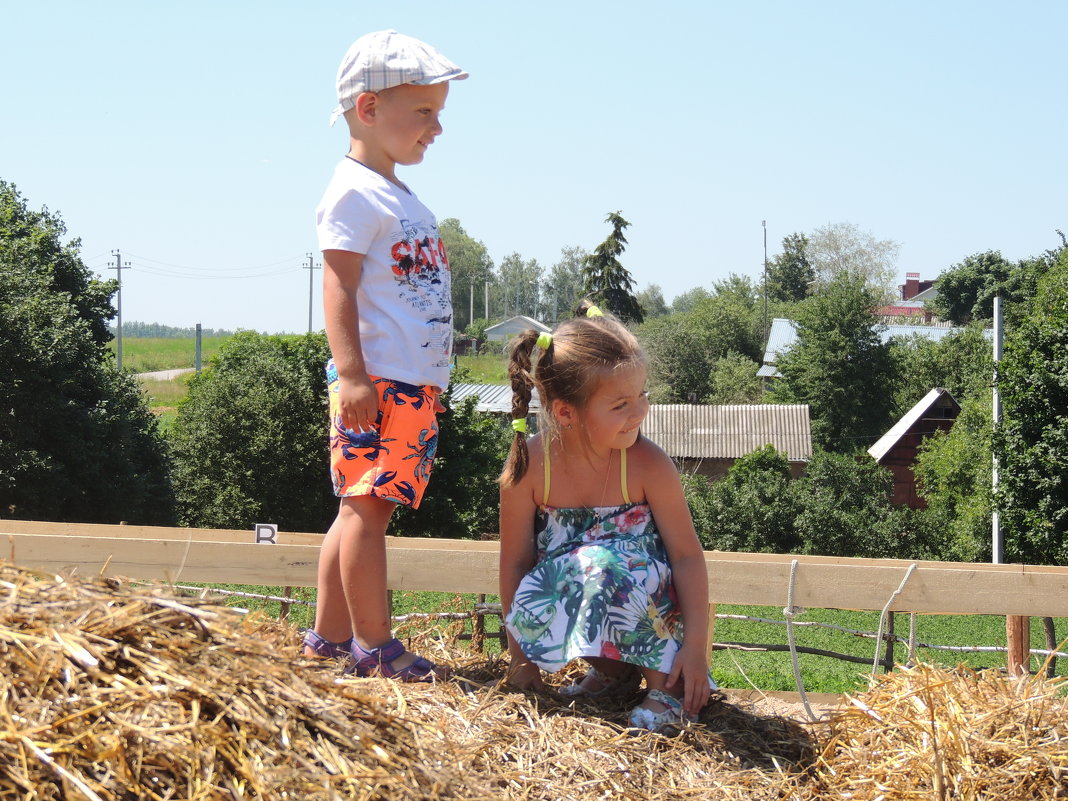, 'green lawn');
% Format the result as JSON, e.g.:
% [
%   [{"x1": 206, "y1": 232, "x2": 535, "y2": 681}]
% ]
[
  {"x1": 127, "y1": 336, "x2": 507, "y2": 424},
  {"x1": 192, "y1": 584, "x2": 1066, "y2": 693},
  {"x1": 455, "y1": 351, "x2": 508, "y2": 384},
  {"x1": 113, "y1": 336, "x2": 232, "y2": 373}
]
